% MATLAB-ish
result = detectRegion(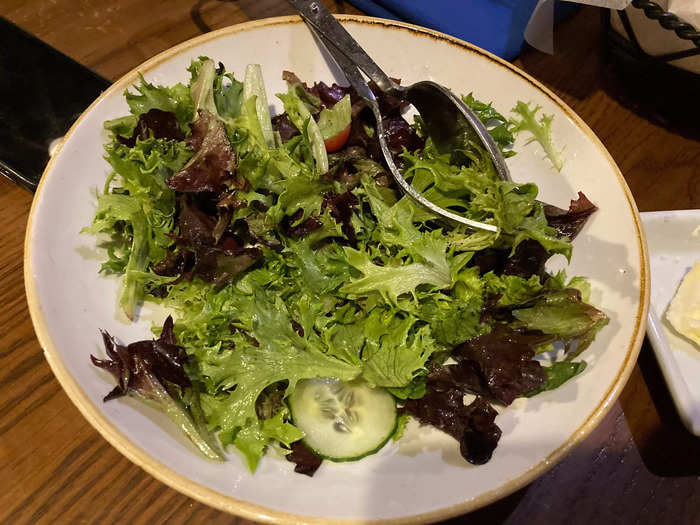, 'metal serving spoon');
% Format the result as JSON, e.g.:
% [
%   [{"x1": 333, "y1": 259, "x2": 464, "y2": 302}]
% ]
[{"x1": 288, "y1": 0, "x2": 512, "y2": 233}]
